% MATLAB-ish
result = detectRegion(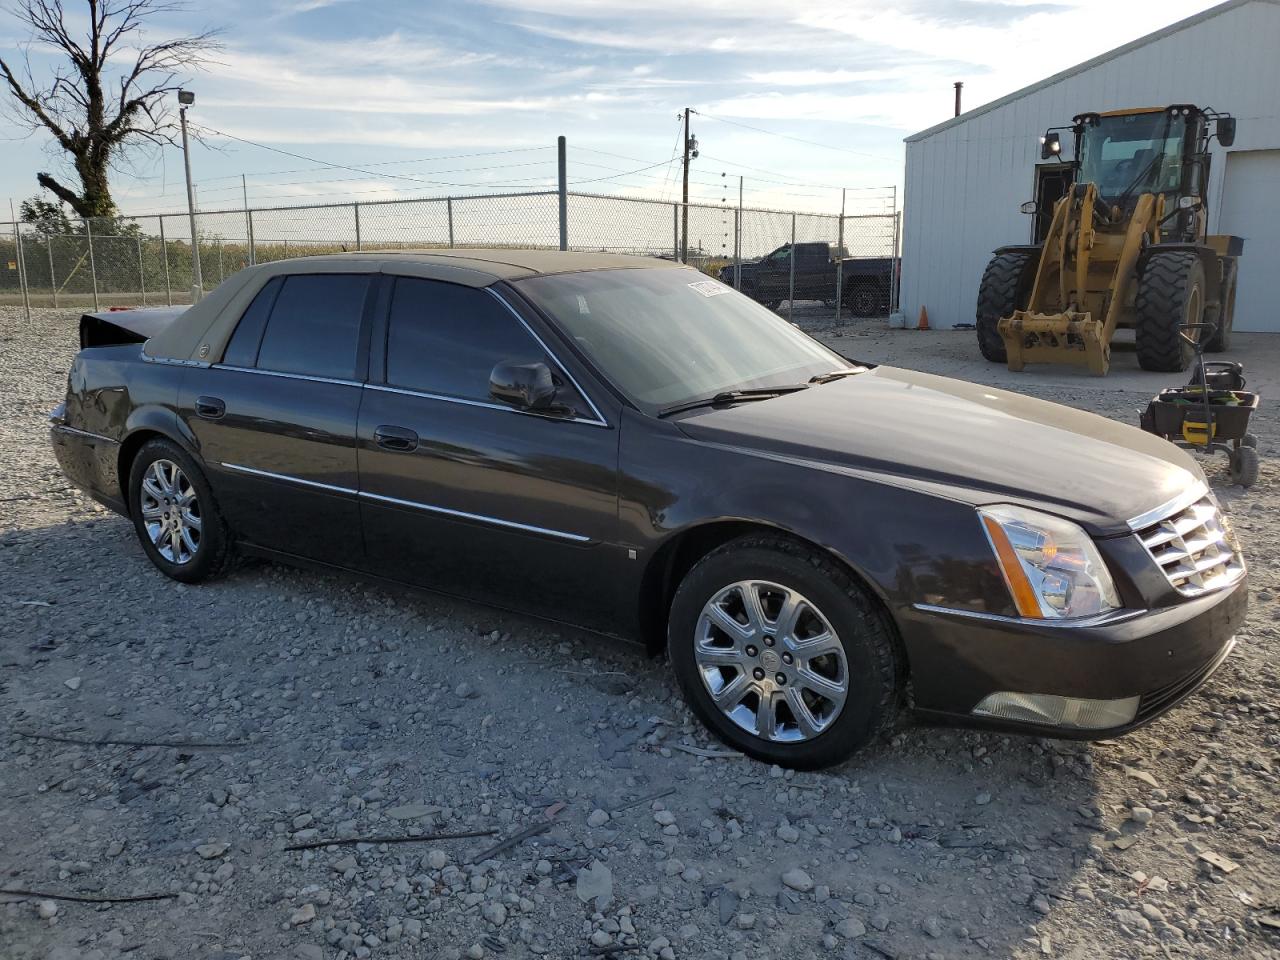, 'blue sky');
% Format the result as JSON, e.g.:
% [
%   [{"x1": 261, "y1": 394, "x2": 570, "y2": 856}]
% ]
[{"x1": 1, "y1": 0, "x2": 1221, "y2": 218}]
